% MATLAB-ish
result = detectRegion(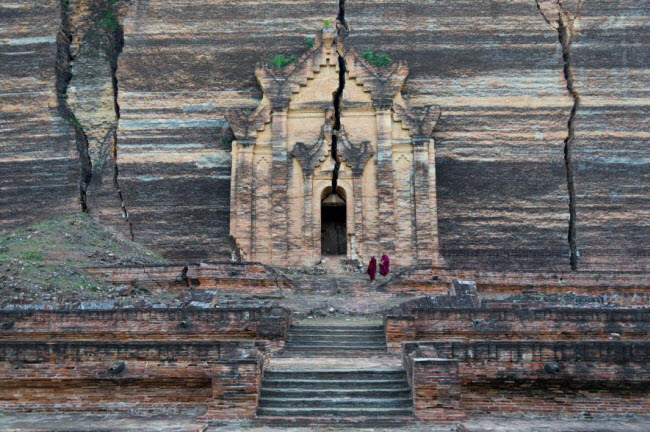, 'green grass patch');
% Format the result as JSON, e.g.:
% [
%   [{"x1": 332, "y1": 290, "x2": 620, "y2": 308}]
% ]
[
  {"x1": 21, "y1": 251, "x2": 44, "y2": 261},
  {"x1": 362, "y1": 50, "x2": 392, "y2": 68},
  {"x1": 269, "y1": 54, "x2": 297, "y2": 68}
]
